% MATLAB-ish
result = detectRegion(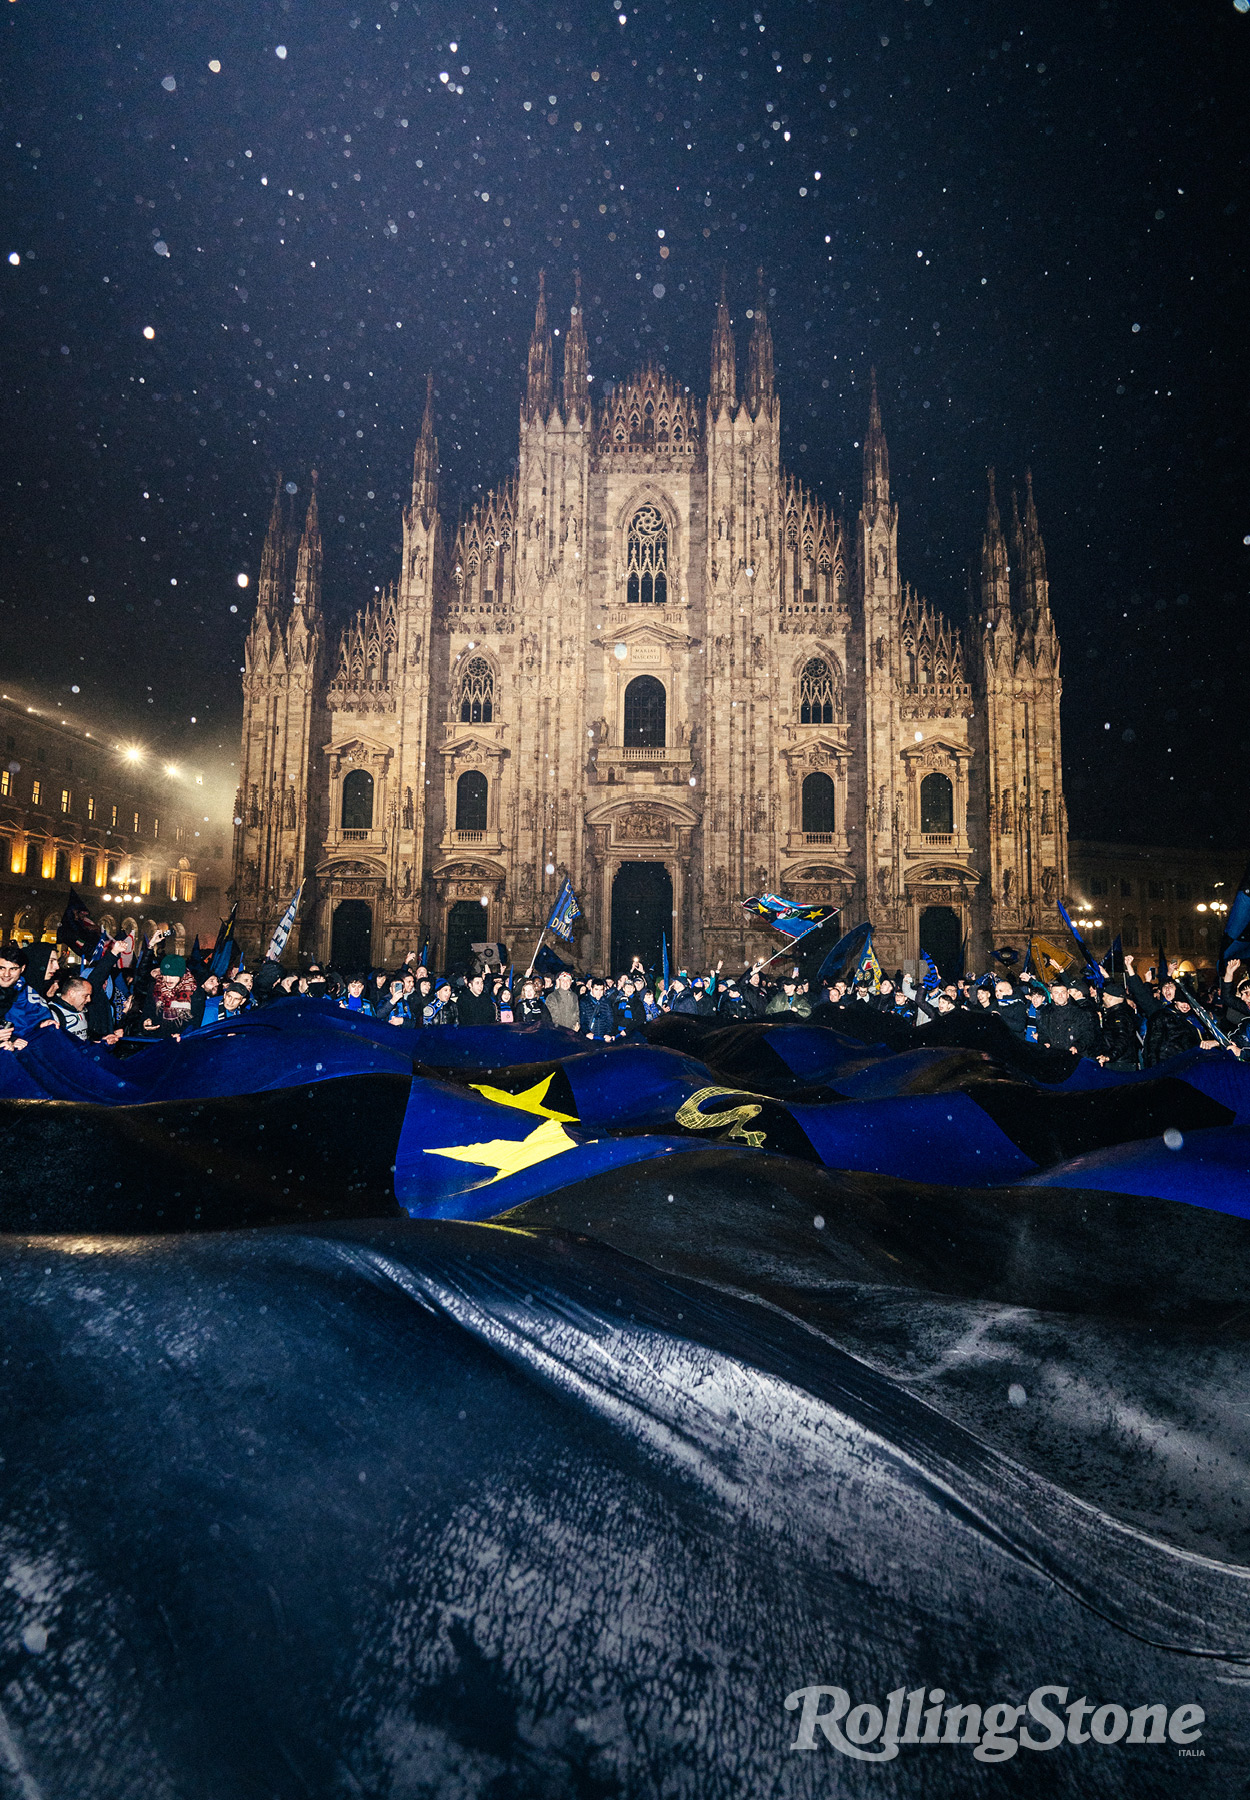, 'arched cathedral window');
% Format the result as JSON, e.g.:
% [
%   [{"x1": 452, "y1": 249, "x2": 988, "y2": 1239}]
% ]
[
  {"x1": 341, "y1": 769, "x2": 374, "y2": 832},
  {"x1": 459, "y1": 657, "x2": 494, "y2": 724},
  {"x1": 920, "y1": 772, "x2": 954, "y2": 836},
  {"x1": 626, "y1": 506, "x2": 668, "y2": 606},
  {"x1": 799, "y1": 658, "x2": 835, "y2": 726},
  {"x1": 623, "y1": 676, "x2": 666, "y2": 749}
]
